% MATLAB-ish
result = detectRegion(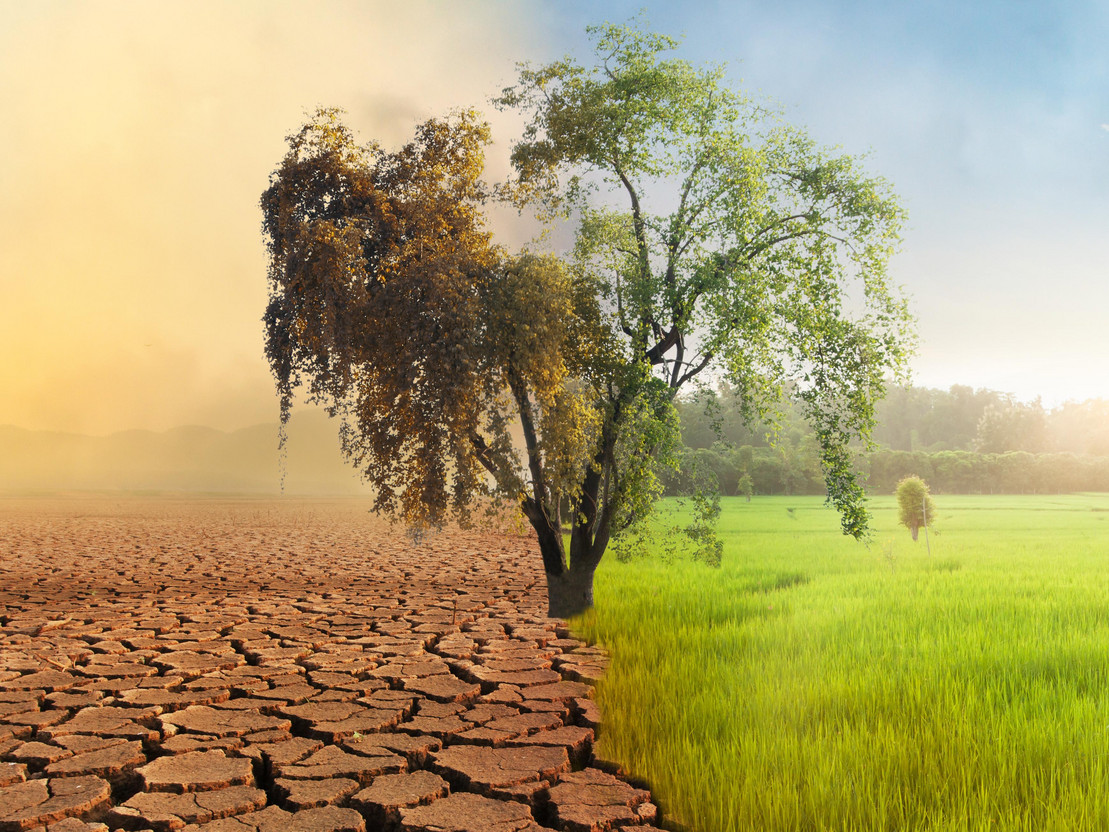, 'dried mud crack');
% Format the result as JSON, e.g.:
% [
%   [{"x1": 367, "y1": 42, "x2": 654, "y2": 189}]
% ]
[{"x1": 0, "y1": 497, "x2": 664, "y2": 832}]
